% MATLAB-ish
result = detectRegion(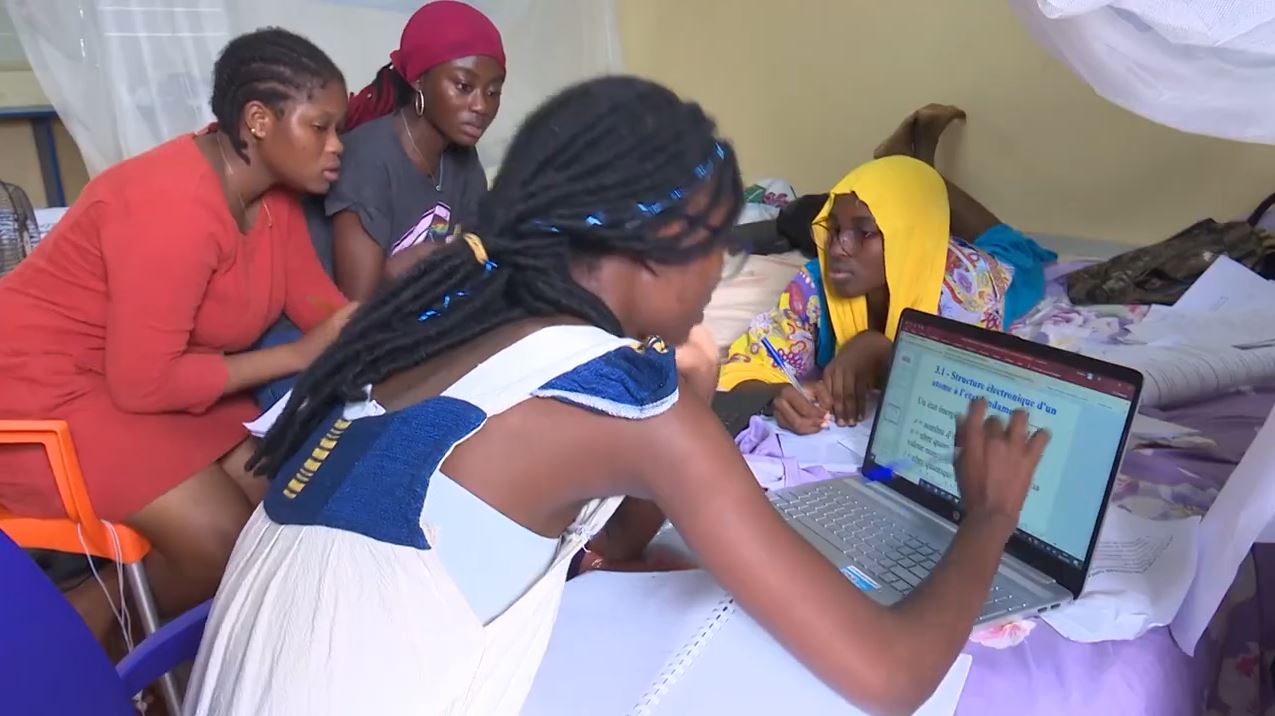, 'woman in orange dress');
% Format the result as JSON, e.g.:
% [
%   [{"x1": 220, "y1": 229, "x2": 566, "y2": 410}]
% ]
[{"x1": 0, "y1": 28, "x2": 353, "y2": 619}]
